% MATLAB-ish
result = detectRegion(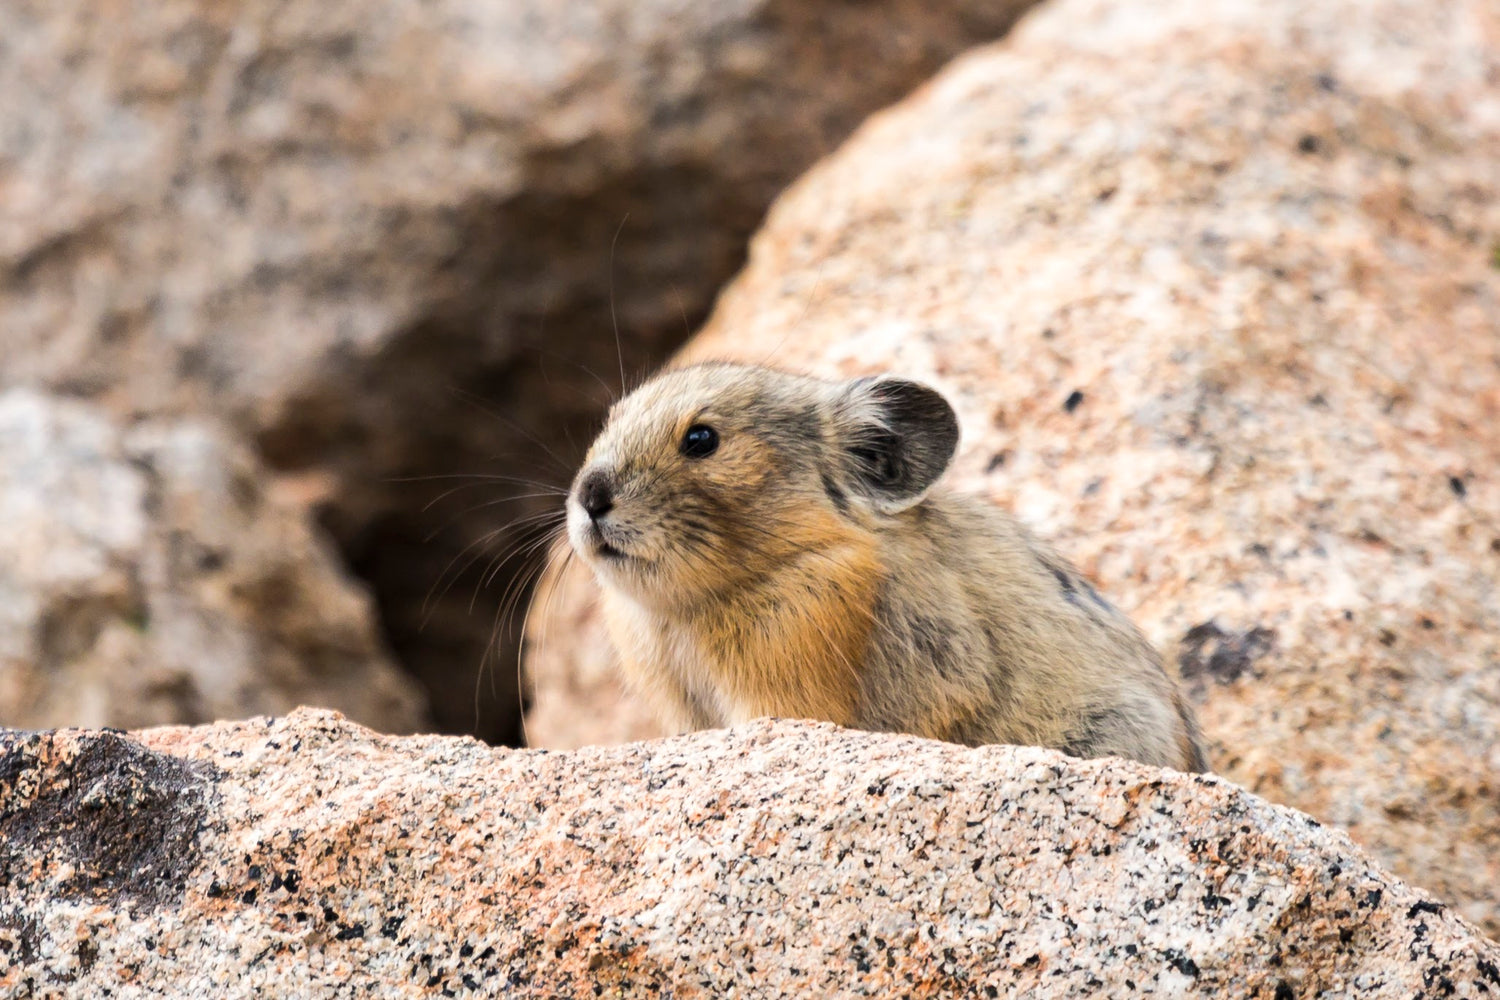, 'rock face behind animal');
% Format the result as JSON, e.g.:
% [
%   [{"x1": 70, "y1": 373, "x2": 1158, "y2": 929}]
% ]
[
  {"x1": 562, "y1": 362, "x2": 1207, "y2": 772},
  {"x1": 526, "y1": 0, "x2": 1500, "y2": 939},
  {"x1": 0, "y1": 0, "x2": 1041, "y2": 744},
  {"x1": 0, "y1": 390, "x2": 426, "y2": 733}
]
